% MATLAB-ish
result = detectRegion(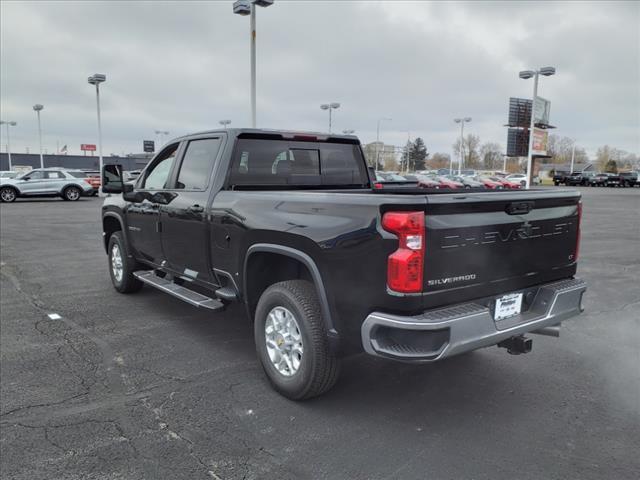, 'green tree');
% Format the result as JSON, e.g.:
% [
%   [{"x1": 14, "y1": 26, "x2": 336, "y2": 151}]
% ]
[{"x1": 409, "y1": 137, "x2": 428, "y2": 171}]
